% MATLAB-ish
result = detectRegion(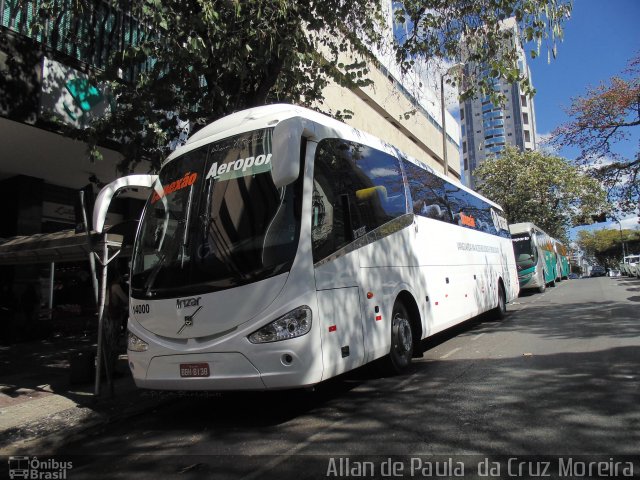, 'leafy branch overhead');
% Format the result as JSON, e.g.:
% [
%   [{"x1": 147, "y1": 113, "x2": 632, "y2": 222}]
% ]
[
  {"x1": 84, "y1": 0, "x2": 385, "y2": 171},
  {"x1": 26, "y1": 0, "x2": 572, "y2": 171},
  {"x1": 393, "y1": 0, "x2": 572, "y2": 103},
  {"x1": 473, "y1": 146, "x2": 608, "y2": 241},
  {"x1": 553, "y1": 54, "x2": 640, "y2": 213}
]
